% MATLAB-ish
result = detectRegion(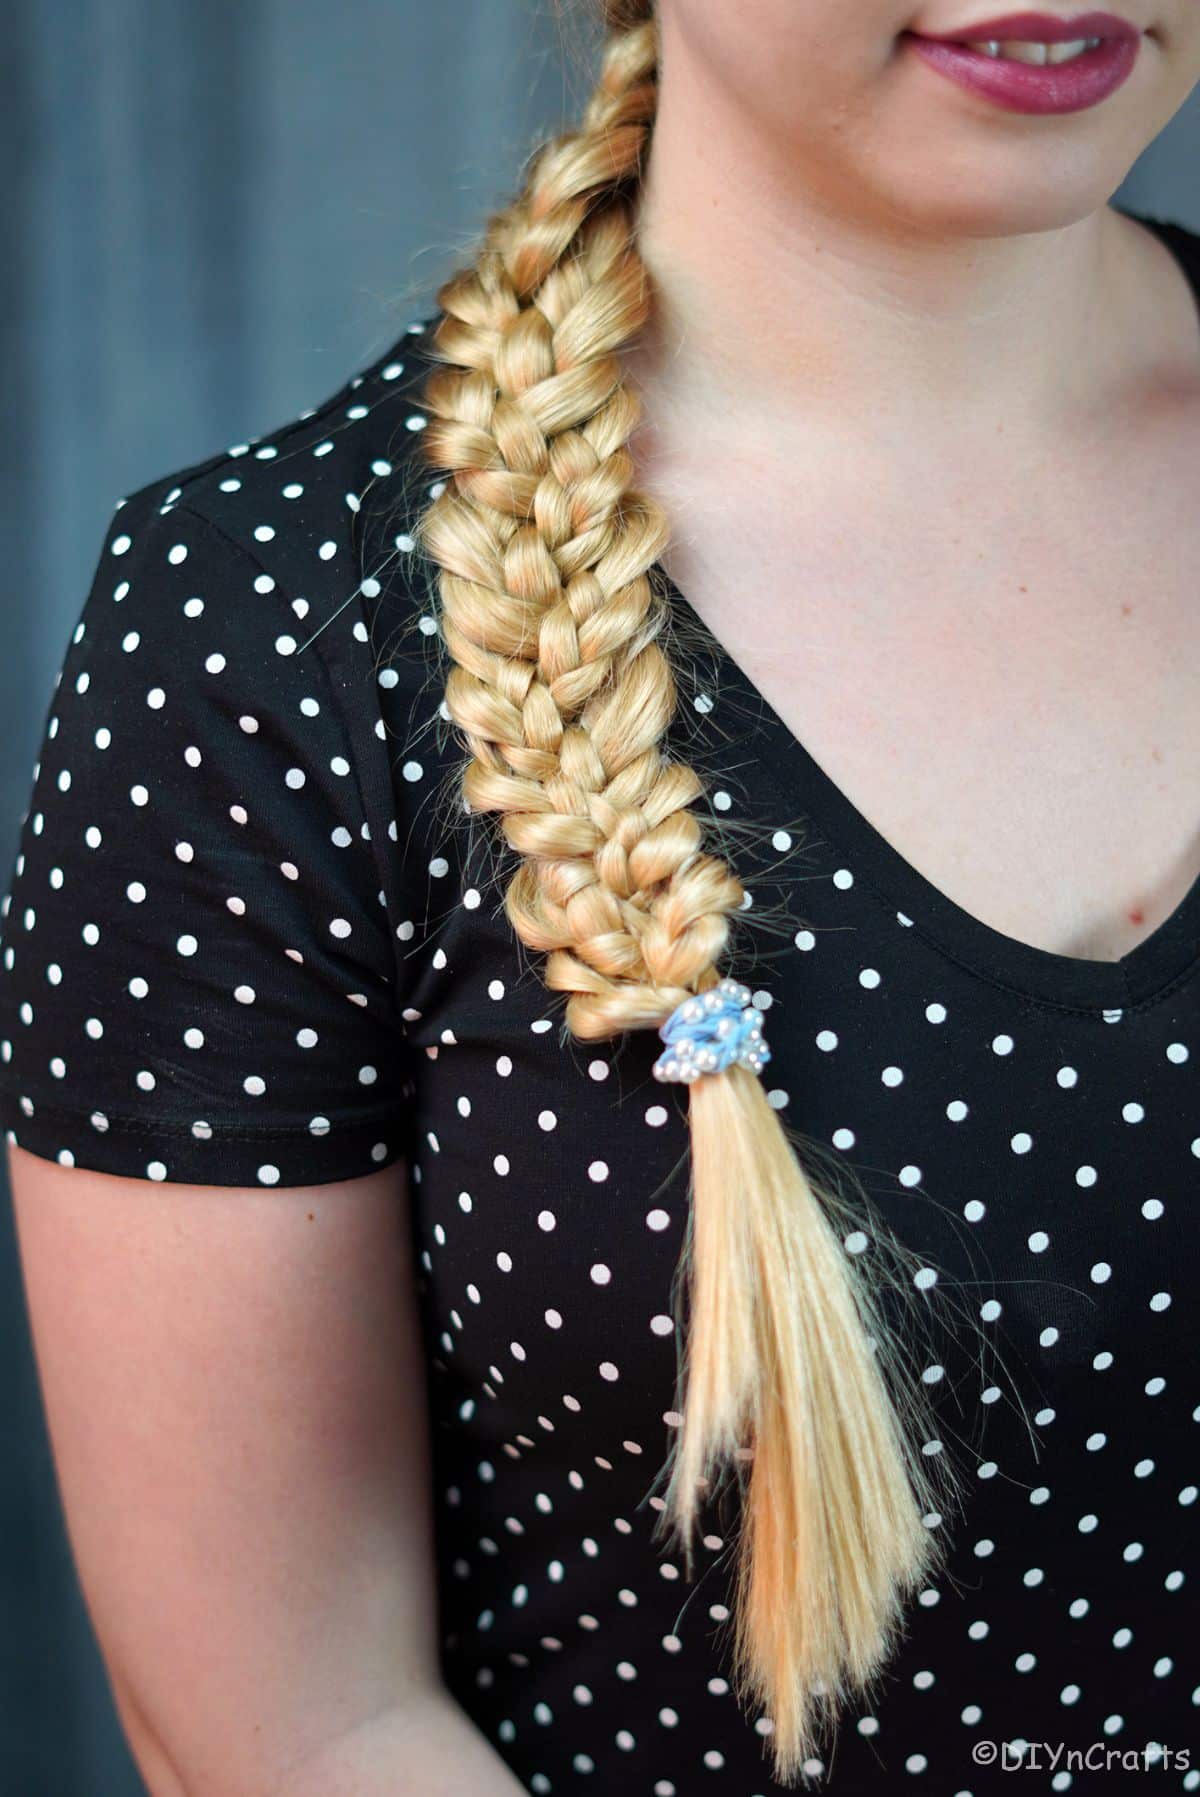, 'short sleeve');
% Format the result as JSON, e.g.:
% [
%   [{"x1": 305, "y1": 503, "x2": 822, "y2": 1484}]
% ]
[{"x1": 0, "y1": 484, "x2": 418, "y2": 1187}]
